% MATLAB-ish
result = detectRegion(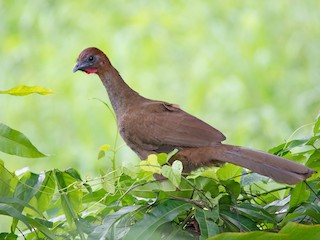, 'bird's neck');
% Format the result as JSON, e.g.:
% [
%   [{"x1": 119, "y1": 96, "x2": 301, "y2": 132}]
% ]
[{"x1": 99, "y1": 66, "x2": 142, "y2": 118}]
